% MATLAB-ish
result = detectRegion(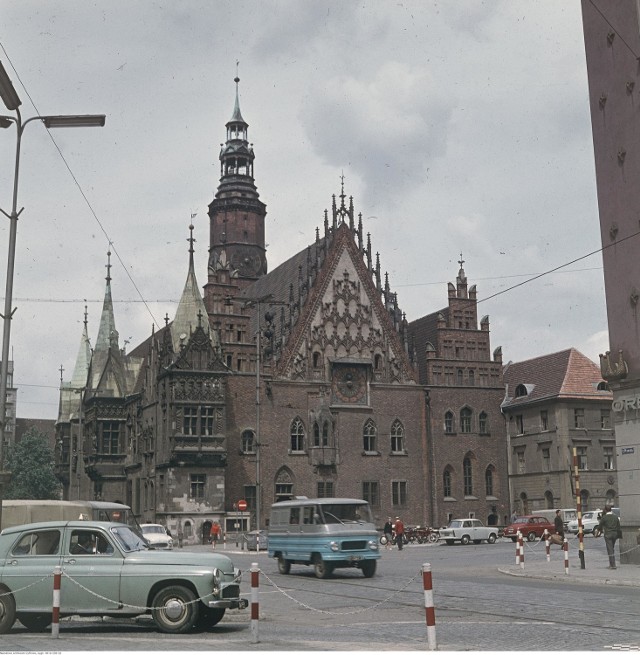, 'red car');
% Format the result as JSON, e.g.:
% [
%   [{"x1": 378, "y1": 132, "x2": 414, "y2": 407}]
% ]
[{"x1": 503, "y1": 515, "x2": 554, "y2": 542}]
